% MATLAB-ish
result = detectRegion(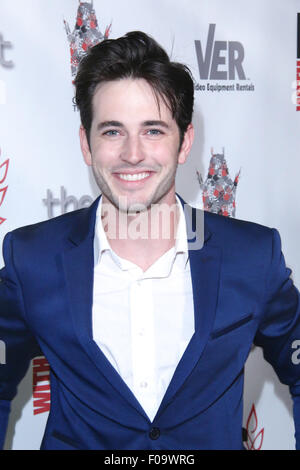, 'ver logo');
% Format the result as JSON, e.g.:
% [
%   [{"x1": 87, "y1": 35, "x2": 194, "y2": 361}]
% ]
[{"x1": 195, "y1": 24, "x2": 246, "y2": 80}]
